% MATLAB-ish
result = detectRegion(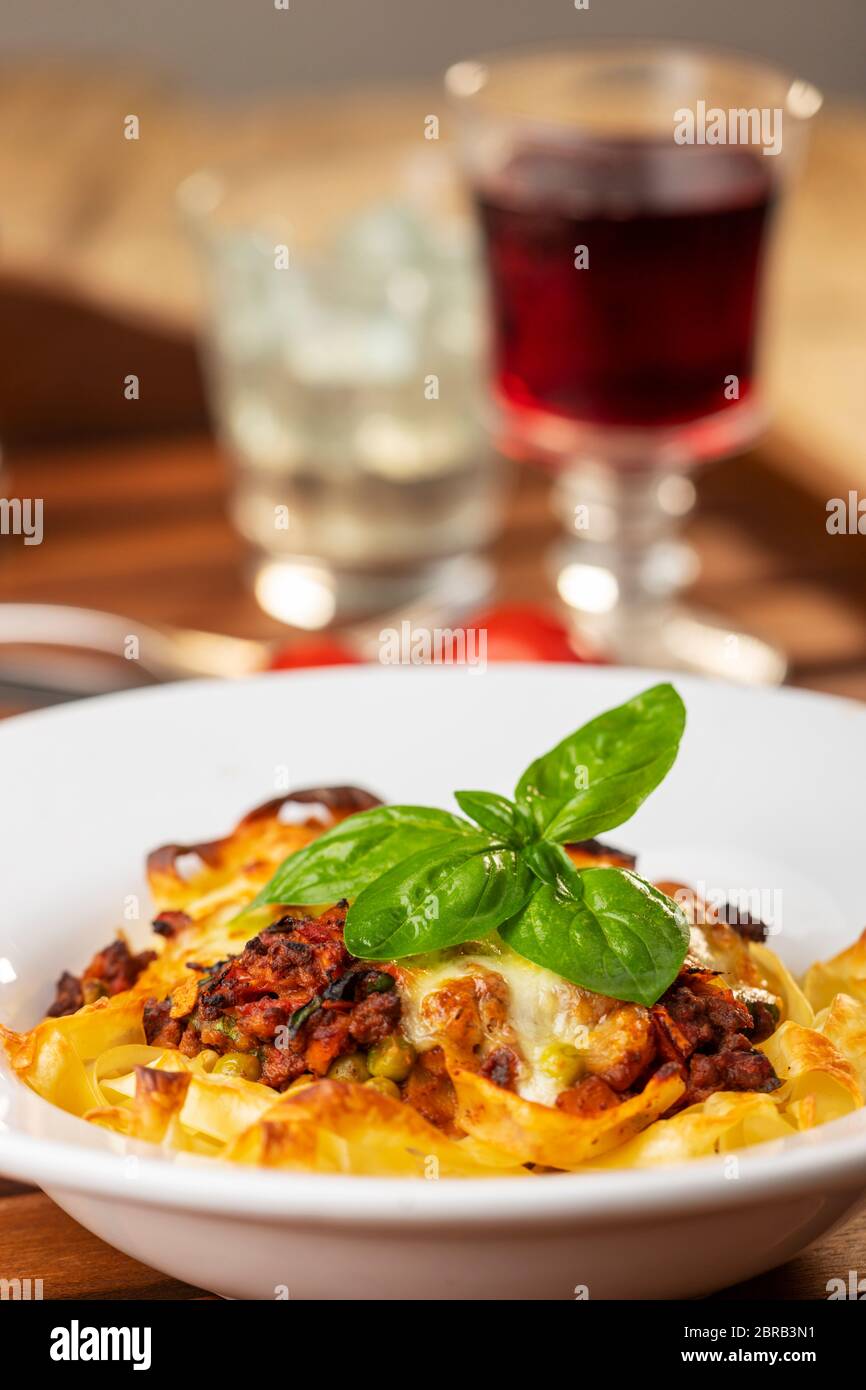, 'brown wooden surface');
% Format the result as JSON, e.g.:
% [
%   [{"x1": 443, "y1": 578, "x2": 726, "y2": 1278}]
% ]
[
  {"x1": 0, "y1": 1191, "x2": 206, "y2": 1301},
  {"x1": 0, "y1": 63, "x2": 864, "y2": 1302},
  {"x1": 0, "y1": 434, "x2": 864, "y2": 698}
]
